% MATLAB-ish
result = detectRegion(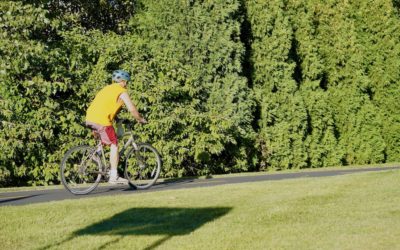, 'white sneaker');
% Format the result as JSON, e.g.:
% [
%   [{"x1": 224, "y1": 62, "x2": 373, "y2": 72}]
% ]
[{"x1": 108, "y1": 176, "x2": 129, "y2": 185}]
